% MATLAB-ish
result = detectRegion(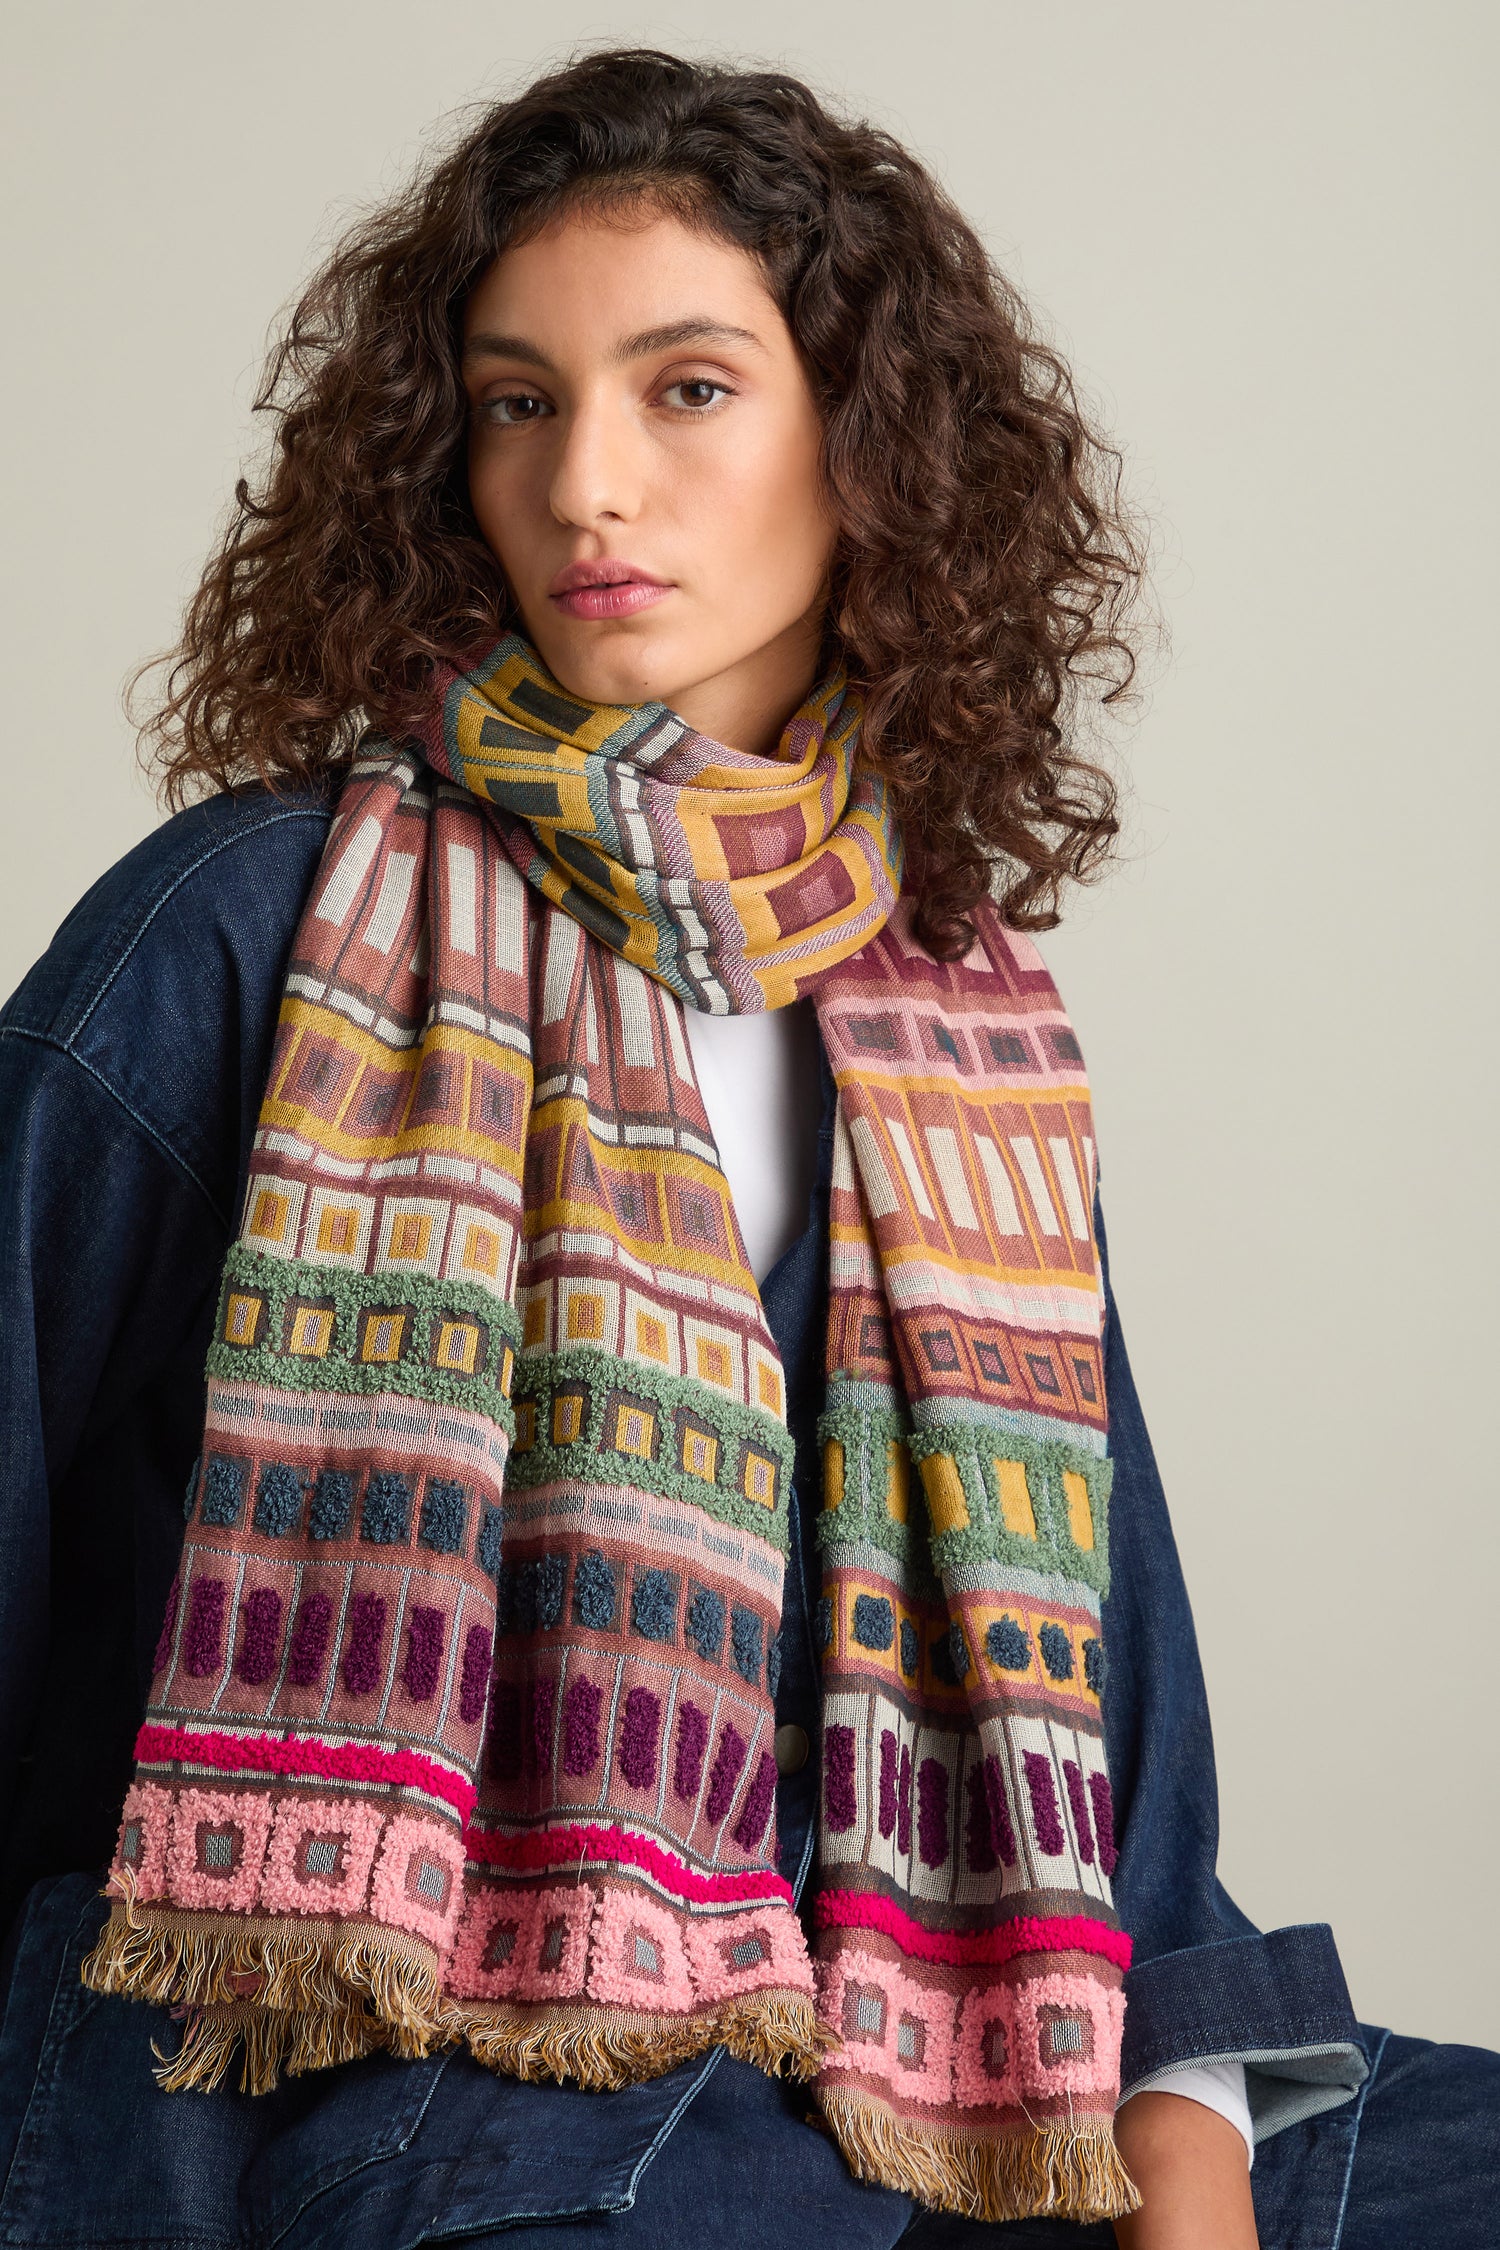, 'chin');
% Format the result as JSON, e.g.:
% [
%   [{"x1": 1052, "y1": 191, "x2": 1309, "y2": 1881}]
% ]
[{"x1": 529, "y1": 616, "x2": 695, "y2": 714}]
